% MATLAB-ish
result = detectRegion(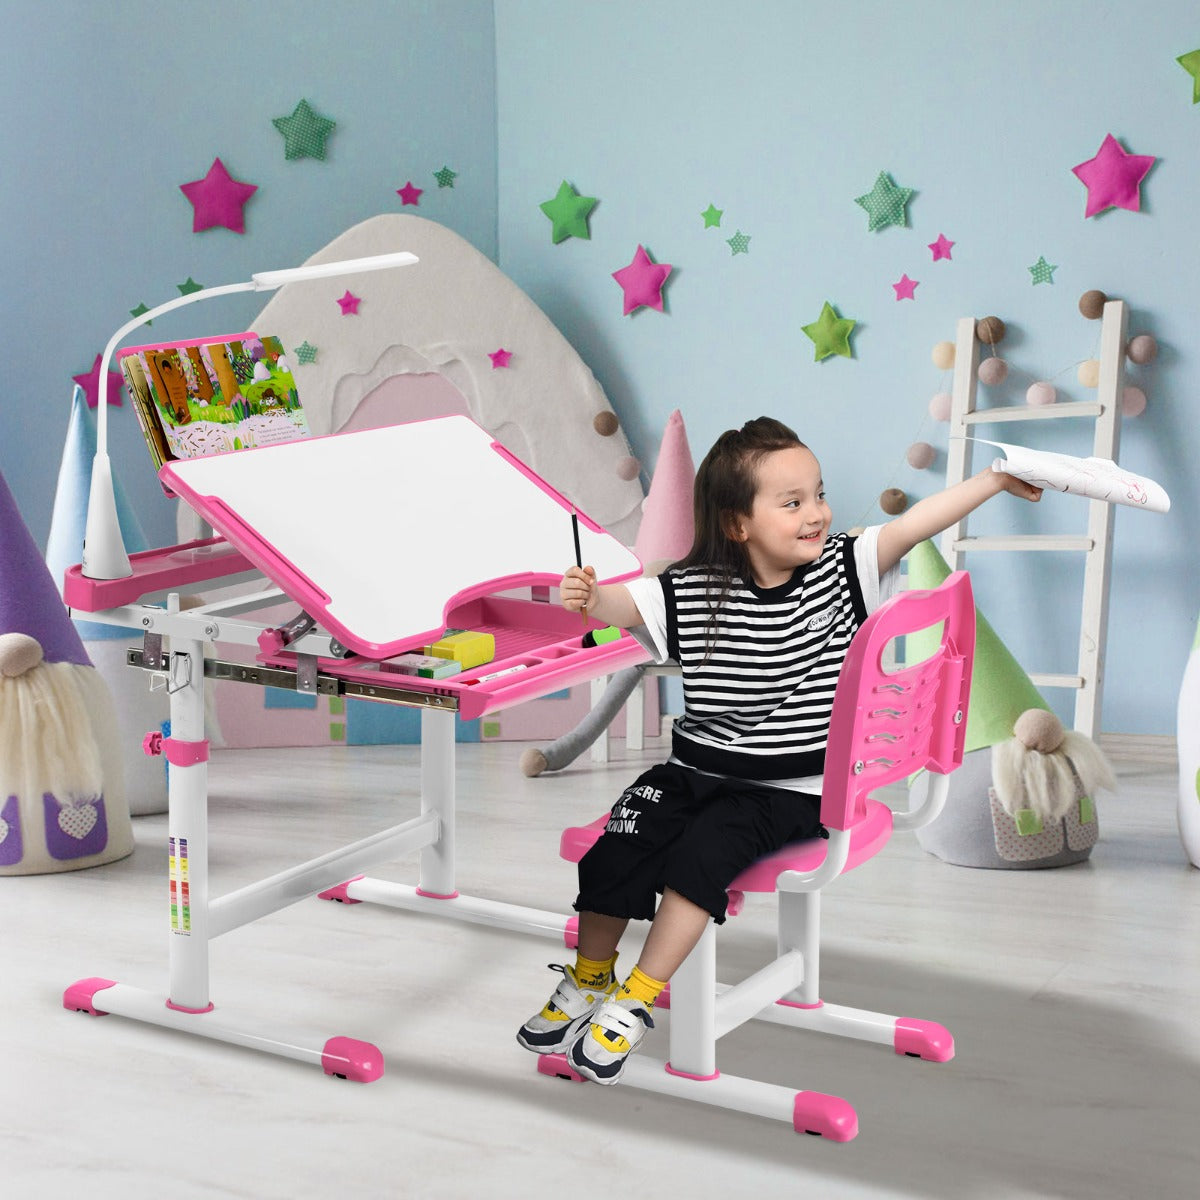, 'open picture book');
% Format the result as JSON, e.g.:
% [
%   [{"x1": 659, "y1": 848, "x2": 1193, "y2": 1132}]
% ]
[{"x1": 118, "y1": 332, "x2": 309, "y2": 470}]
